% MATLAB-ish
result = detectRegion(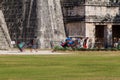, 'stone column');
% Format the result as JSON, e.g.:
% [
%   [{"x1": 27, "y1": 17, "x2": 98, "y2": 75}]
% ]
[
  {"x1": 104, "y1": 24, "x2": 112, "y2": 48},
  {"x1": 86, "y1": 23, "x2": 95, "y2": 48}
]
